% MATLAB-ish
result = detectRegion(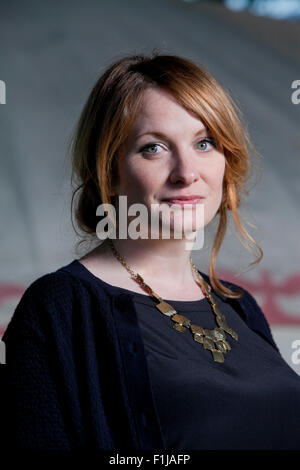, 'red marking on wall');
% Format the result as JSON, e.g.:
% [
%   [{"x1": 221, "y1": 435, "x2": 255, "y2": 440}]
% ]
[
  {"x1": 0, "y1": 324, "x2": 7, "y2": 338},
  {"x1": 0, "y1": 284, "x2": 25, "y2": 302},
  {"x1": 0, "y1": 271, "x2": 300, "y2": 332},
  {"x1": 217, "y1": 269, "x2": 300, "y2": 325},
  {"x1": 0, "y1": 283, "x2": 26, "y2": 338}
]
